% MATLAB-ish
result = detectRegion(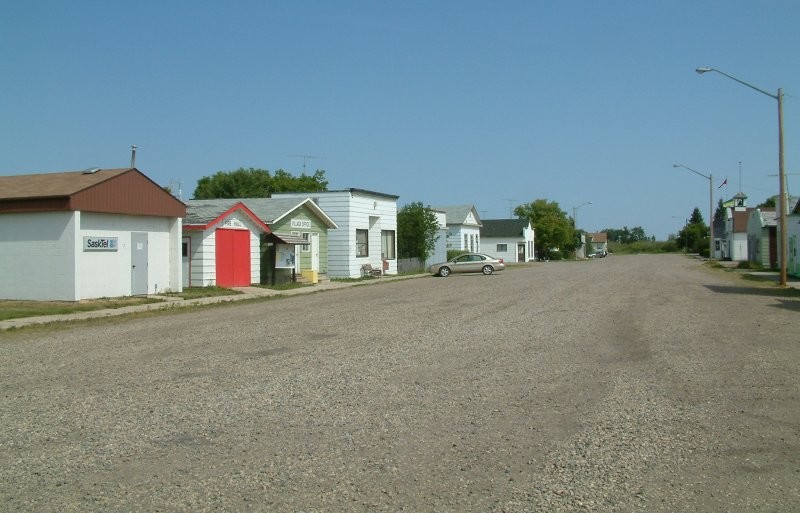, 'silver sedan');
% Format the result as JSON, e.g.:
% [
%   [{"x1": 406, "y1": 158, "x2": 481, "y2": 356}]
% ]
[{"x1": 429, "y1": 253, "x2": 506, "y2": 277}]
